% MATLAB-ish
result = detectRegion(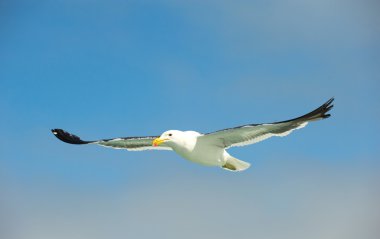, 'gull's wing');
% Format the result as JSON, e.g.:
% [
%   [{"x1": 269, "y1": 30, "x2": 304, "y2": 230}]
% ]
[
  {"x1": 199, "y1": 98, "x2": 334, "y2": 149},
  {"x1": 51, "y1": 129, "x2": 171, "y2": 151}
]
